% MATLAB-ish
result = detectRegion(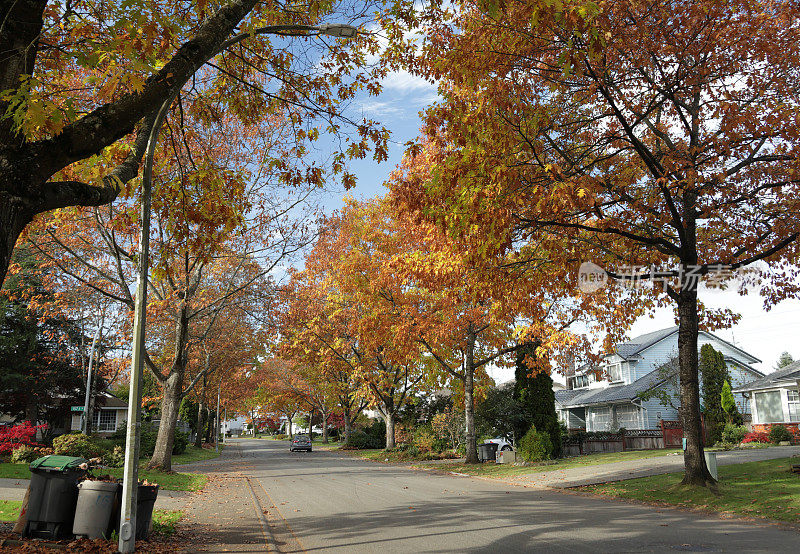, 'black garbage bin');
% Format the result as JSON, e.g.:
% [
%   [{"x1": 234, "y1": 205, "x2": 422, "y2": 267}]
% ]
[
  {"x1": 111, "y1": 483, "x2": 160, "y2": 541},
  {"x1": 478, "y1": 442, "x2": 499, "y2": 462},
  {"x1": 24, "y1": 455, "x2": 87, "y2": 539}
]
